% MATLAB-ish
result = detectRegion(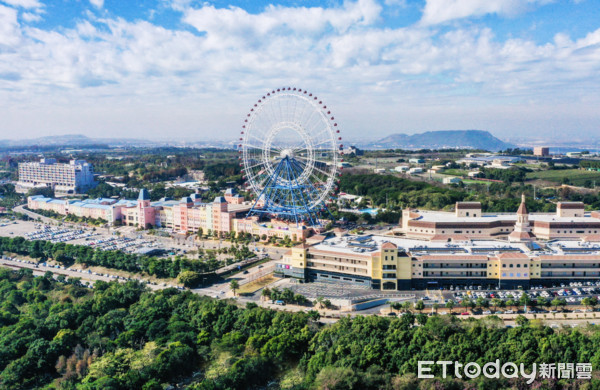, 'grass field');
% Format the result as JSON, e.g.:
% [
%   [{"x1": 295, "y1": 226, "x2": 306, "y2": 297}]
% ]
[
  {"x1": 443, "y1": 169, "x2": 469, "y2": 176},
  {"x1": 526, "y1": 169, "x2": 600, "y2": 186},
  {"x1": 237, "y1": 274, "x2": 277, "y2": 294}
]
